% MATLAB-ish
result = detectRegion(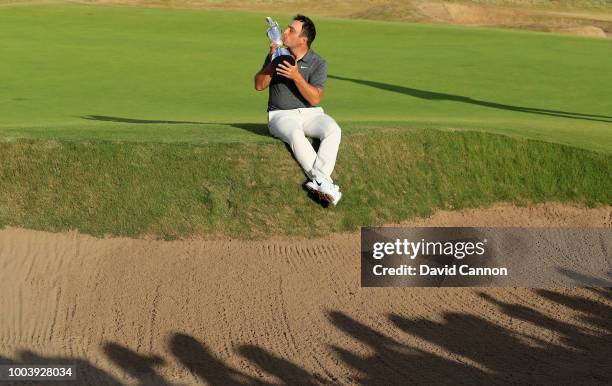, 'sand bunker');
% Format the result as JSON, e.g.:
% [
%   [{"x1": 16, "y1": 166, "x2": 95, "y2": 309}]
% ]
[
  {"x1": 74, "y1": 1, "x2": 612, "y2": 38},
  {"x1": 0, "y1": 202, "x2": 610, "y2": 384},
  {"x1": 553, "y1": 25, "x2": 608, "y2": 37}
]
